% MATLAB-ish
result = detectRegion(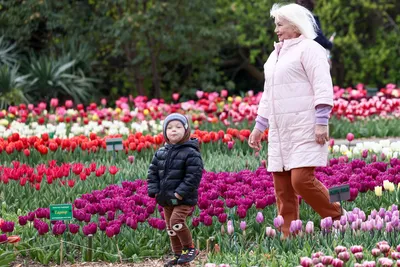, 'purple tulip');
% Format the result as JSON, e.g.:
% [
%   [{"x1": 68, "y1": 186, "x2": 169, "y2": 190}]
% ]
[
  {"x1": 255, "y1": 212, "x2": 264, "y2": 224},
  {"x1": 218, "y1": 213, "x2": 228, "y2": 224},
  {"x1": 18, "y1": 216, "x2": 28, "y2": 226},
  {"x1": 52, "y1": 222, "x2": 67, "y2": 235},
  {"x1": 338, "y1": 251, "x2": 350, "y2": 262},
  {"x1": 0, "y1": 234, "x2": 7, "y2": 243},
  {"x1": 299, "y1": 257, "x2": 312, "y2": 267},
  {"x1": 273, "y1": 215, "x2": 284, "y2": 229},
  {"x1": 0, "y1": 221, "x2": 14, "y2": 233},
  {"x1": 239, "y1": 221, "x2": 246, "y2": 231},
  {"x1": 340, "y1": 215, "x2": 347, "y2": 226},
  {"x1": 69, "y1": 224, "x2": 79, "y2": 234},
  {"x1": 305, "y1": 221, "x2": 314, "y2": 234}
]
